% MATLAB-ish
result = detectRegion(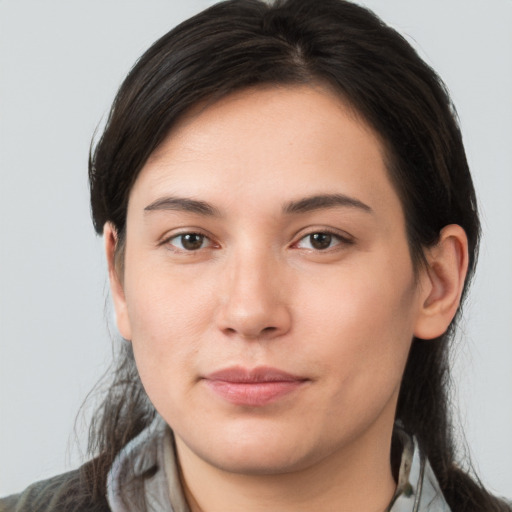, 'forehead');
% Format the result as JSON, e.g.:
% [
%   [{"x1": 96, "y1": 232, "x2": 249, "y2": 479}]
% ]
[{"x1": 129, "y1": 85, "x2": 401, "y2": 222}]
